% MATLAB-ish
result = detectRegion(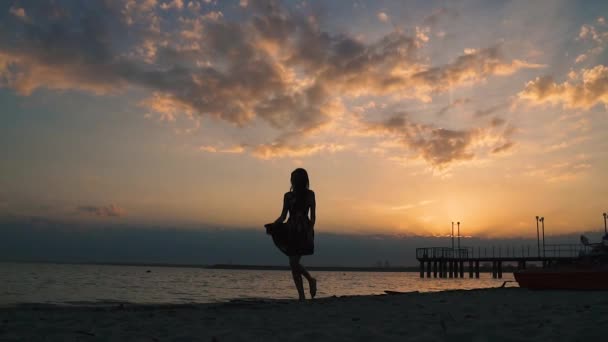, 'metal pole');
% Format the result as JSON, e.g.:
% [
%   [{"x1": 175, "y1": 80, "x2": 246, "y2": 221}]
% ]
[
  {"x1": 451, "y1": 222, "x2": 454, "y2": 251},
  {"x1": 541, "y1": 217, "x2": 545, "y2": 258},
  {"x1": 603, "y1": 213, "x2": 607, "y2": 235},
  {"x1": 457, "y1": 222, "x2": 461, "y2": 251},
  {"x1": 535, "y1": 216, "x2": 540, "y2": 258}
]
